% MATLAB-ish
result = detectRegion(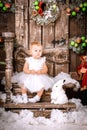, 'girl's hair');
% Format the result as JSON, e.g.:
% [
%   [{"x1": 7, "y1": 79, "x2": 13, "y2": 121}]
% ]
[{"x1": 30, "y1": 41, "x2": 42, "y2": 49}]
